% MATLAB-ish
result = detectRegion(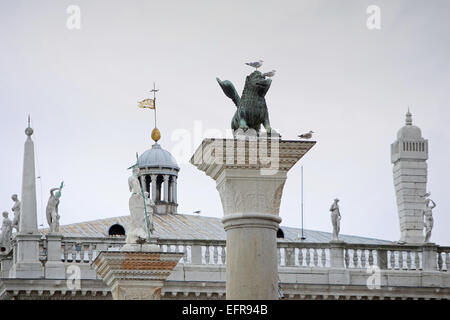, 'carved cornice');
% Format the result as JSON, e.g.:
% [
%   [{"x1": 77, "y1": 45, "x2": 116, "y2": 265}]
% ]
[{"x1": 191, "y1": 138, "x2": 315, "y2": 180}]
